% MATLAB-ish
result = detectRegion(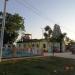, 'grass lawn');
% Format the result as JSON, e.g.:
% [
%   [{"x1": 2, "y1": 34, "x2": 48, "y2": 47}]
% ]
[{"x1": 0, "y1": 56, "x2": 75, "y2": 75}]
